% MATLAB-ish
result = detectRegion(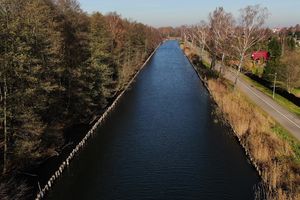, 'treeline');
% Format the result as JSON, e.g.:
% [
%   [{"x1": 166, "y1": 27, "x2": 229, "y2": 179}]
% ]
[
  {"x1": 182, "y1": 5, "x2": 269, "y2": 84},
  {"x1": 264, "y1": 26, "x2": 300, "y2": 93},
  {"x1": 0, "y1": 0, "x2": 161, "y2": 178},
  {"x1": 158, "y1": 26, "x2": 181, "y2": 39},
  {"x1": 182, "y1": 5, "x2": 300, "y2": 93}
]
